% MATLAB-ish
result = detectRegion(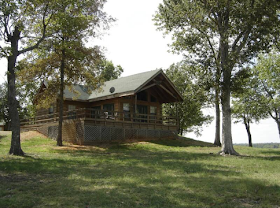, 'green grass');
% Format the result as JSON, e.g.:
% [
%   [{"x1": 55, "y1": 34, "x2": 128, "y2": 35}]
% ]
[{"x1": 0, "y1": 133, "x2": 280, "y2": 208}]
